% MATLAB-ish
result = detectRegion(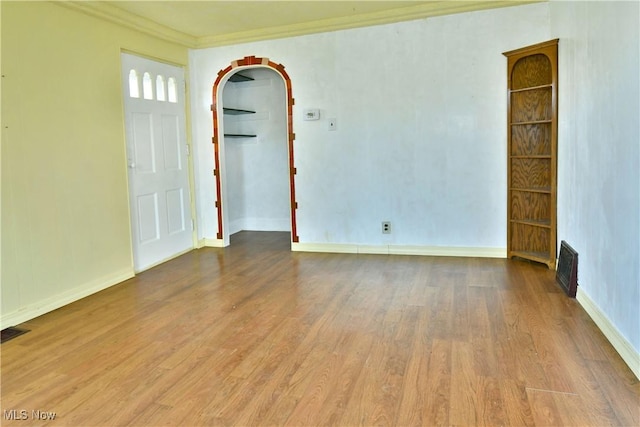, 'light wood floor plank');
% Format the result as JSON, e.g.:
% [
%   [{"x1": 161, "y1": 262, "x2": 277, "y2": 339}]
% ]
[{"x1": 1, "y1": 231, "x2": 637, "y2": 426}]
